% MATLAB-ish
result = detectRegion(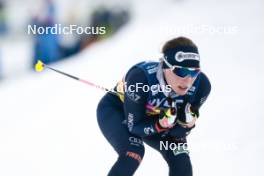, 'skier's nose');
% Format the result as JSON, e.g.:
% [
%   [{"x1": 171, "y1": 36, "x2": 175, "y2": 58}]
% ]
[{"x1": 183, "y1": 75, "x2": 192, "y2": 82}]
